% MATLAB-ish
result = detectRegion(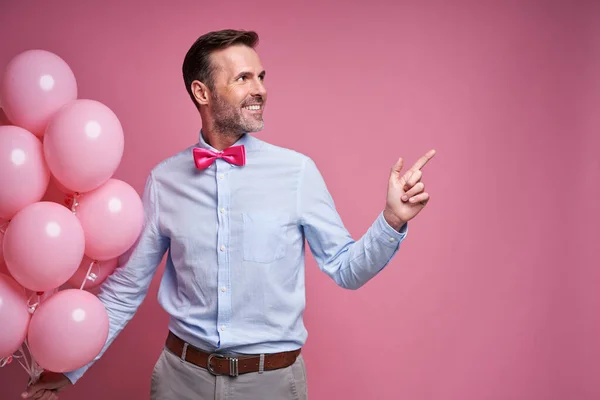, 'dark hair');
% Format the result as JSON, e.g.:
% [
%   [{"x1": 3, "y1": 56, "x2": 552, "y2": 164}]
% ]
[{"x1": 182, "y1": 29, "x2": 259, "y2": 108}]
